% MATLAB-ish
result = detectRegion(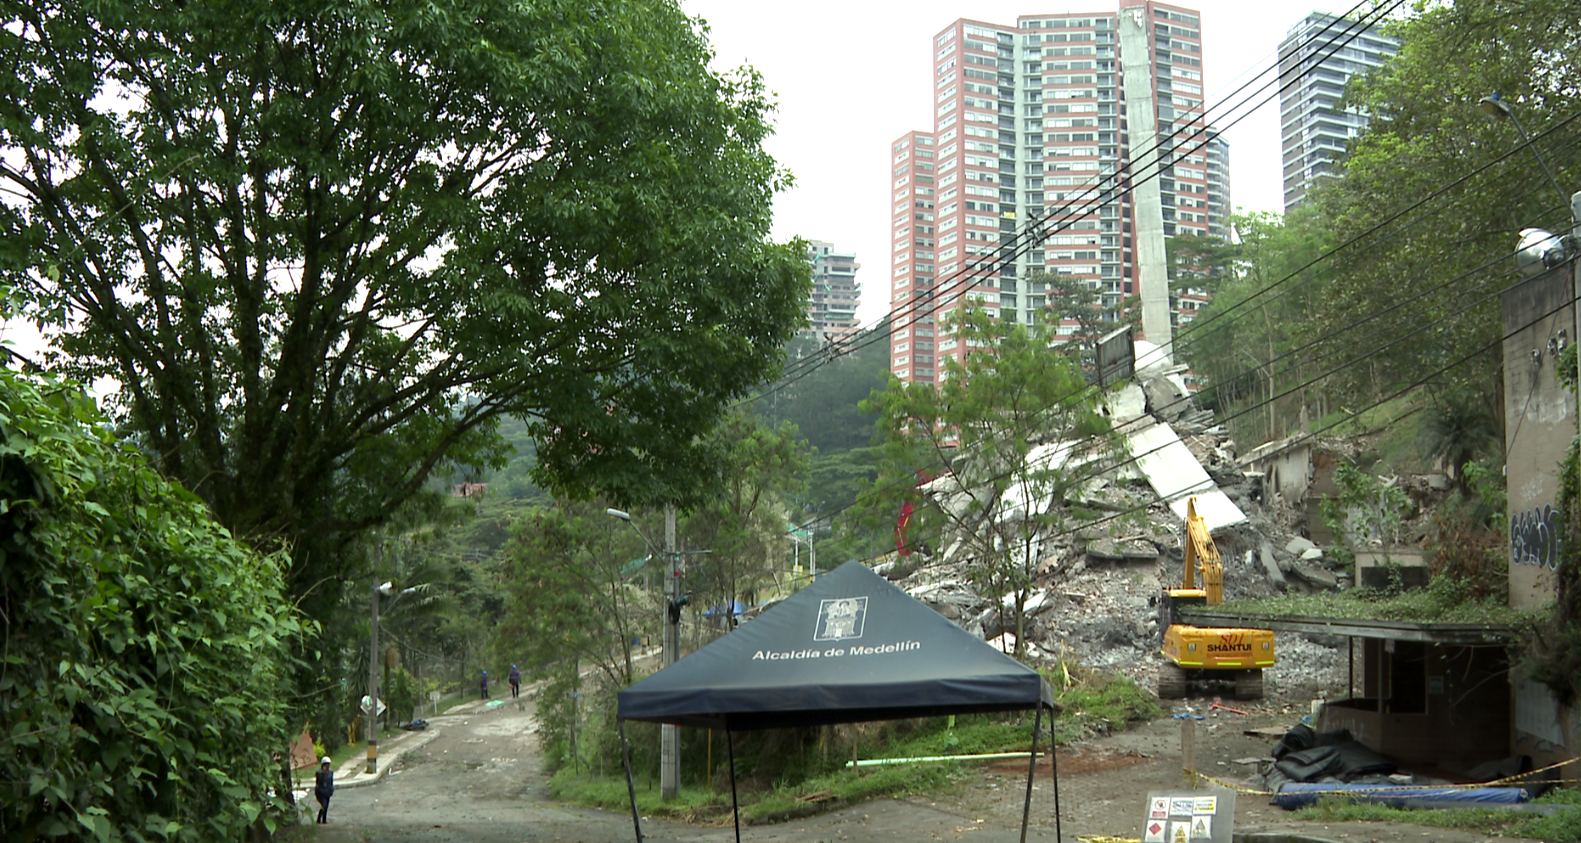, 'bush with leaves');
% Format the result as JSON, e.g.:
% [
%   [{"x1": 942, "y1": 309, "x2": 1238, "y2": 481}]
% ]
[
  {"x1": 0, "y1": 370, "x2": 303, "y2": 840},
  {"x1": 1319, "y1": 462, "x2": 1412, "y2": 565}
]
